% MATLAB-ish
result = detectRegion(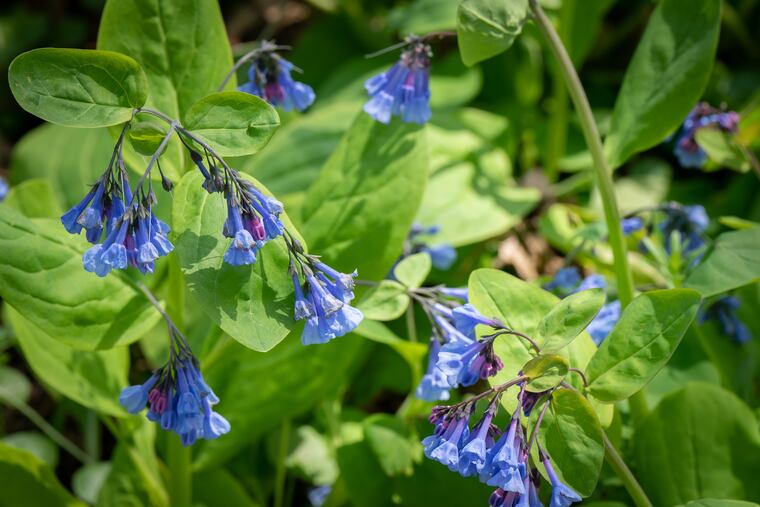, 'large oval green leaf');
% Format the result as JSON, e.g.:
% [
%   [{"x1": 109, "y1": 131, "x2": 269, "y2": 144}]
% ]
[
  {"x1": 634, "y1": 383, "x2": 760, "y2": 505},
  {"x1": 172, "y1": 171, "x2": 299, "y2": 352},
  {"x1": 0, "y1": 207, "x2": 160, "y2": 350},
  {"x1": 185, "y1": 92, "x2": 280, "y2": 157},
  {"x1": 586, "y1": 289, "x2": 701, "y2": 402},
  {"x1": 604, "y1": 0, "x2": 721, "y2": 168},
  {"x1": 456, "y1": 0, "x2": 530, "y2": 66},
  {"x1": 7, "y1": 307, "x2": 128, "y2": 417},
  {"x1": 538, "y1": 389, "x2": 605, "y2": 497},
  {"x1": 684, "y1": 227, "x2": 760, "y2": 297},
  {"x1": 8, "y1": 48, "x2": 147, "y2": 128},
  {"x1": 300, "y1": 113, "x2": 428, "y2": 281},
  {"x1": 536, "y1": 288, "x2": 606, "y2": 352}
]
